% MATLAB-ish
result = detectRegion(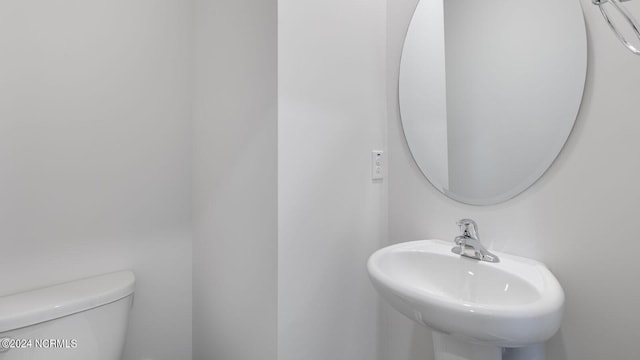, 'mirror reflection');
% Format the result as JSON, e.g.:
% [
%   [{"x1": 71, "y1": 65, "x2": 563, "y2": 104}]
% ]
[{"x1": 399, "y1": 0, "x2": 588, "y2": 205}]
